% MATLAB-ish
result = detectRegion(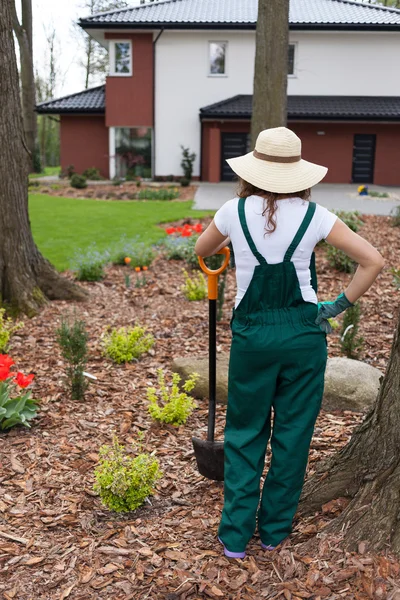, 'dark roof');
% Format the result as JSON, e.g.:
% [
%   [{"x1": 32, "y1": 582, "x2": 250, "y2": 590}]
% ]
[
  {"x1": 200, "y1": 95, "x2": 400, "y2": 121},
  {"x1": 36, "y1": 85, "x2": 105, "y2": 115},
  {"x1": 79, "y1": 0, "x2": 400, "y2": 30}
]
